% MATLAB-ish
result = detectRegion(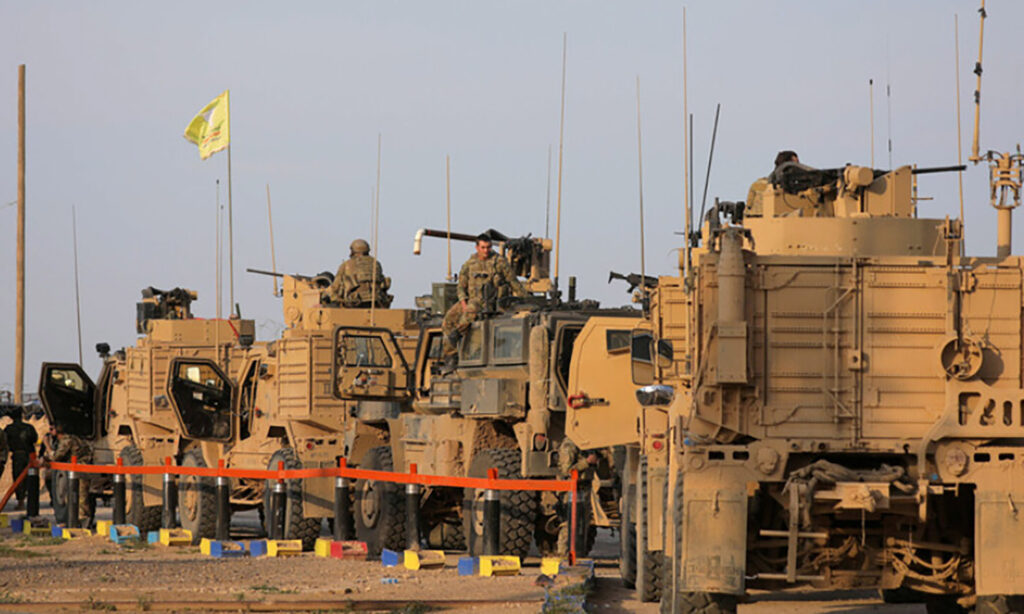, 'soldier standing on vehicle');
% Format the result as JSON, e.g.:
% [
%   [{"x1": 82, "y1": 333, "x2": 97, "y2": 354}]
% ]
[
  {"x1": 324, "y1": 239, "x2": 393, "y2": 308},
  {"x1": 441, "y1": 234, "x2": 526, "y2": 371},
  {"x1": 44, "y1": 424, "x2": 96, "y2": 527},
  {"x1": 747, "y1": 150, "x2": 804, "y2": 216},
  {"x1": 4, "y1": 408, "x2": 37, "y2": 510}
]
